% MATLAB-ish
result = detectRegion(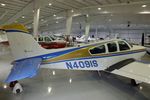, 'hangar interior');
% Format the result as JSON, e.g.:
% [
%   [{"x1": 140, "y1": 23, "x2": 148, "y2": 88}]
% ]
[{"x1": 0, "y1": 0, "x2": 150, "y2": 100}]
